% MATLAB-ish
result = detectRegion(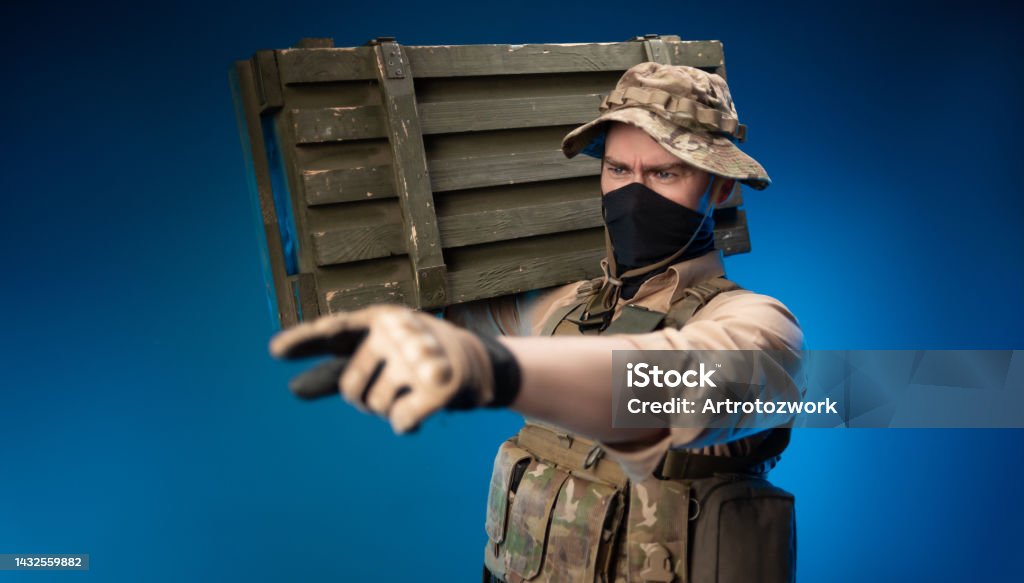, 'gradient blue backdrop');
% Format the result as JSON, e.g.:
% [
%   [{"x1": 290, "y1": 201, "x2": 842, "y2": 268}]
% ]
[{"x1": 2, "y1": 0, "x2": 1022, "y2": 580}]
